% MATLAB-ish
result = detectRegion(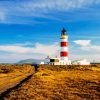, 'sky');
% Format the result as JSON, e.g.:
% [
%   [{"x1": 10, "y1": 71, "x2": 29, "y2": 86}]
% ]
[{"x1": 0, "y1": 0, "x2": 100, "y2": 63}]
